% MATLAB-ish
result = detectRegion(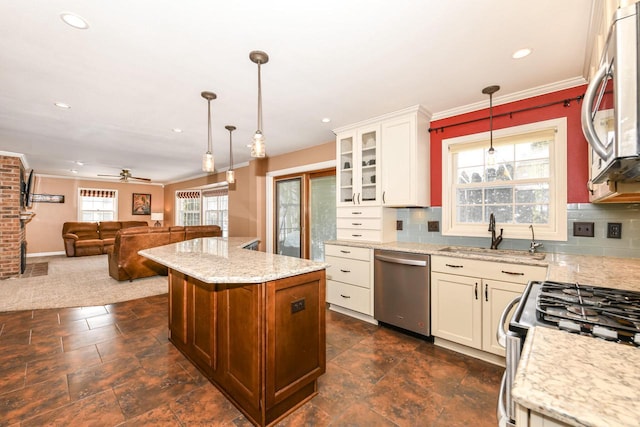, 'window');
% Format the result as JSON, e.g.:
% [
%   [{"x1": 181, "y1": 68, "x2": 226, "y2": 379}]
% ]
[
  {"x1": 175, "y1": 191, "x2": 201, "y2": 226},
  {"x1": 175, "y1": 186, "x2": 229, "y2": 236},
  {"x1": 442, "y1": 118, "x2": 567, "y2": 241},
  {"x1": 202, "y1": 186, "x2": 228, "y2": 237},
  {"x1": 78, "y1": 188, "x2": 117, "y2": 221}
]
